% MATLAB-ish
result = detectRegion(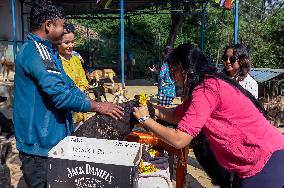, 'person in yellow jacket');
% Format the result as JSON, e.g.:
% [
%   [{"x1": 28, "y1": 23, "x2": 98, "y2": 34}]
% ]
[{"x1": 58, "y1": 23, "x2": 89, "y2": 125}]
